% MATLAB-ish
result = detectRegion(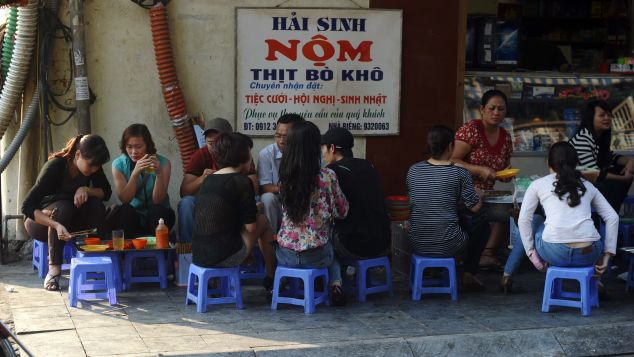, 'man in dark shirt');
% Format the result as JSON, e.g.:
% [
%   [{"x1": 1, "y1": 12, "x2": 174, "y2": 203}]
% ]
[{"x1": 321, "y1": 127, "x2": 390, "y2": 260}]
